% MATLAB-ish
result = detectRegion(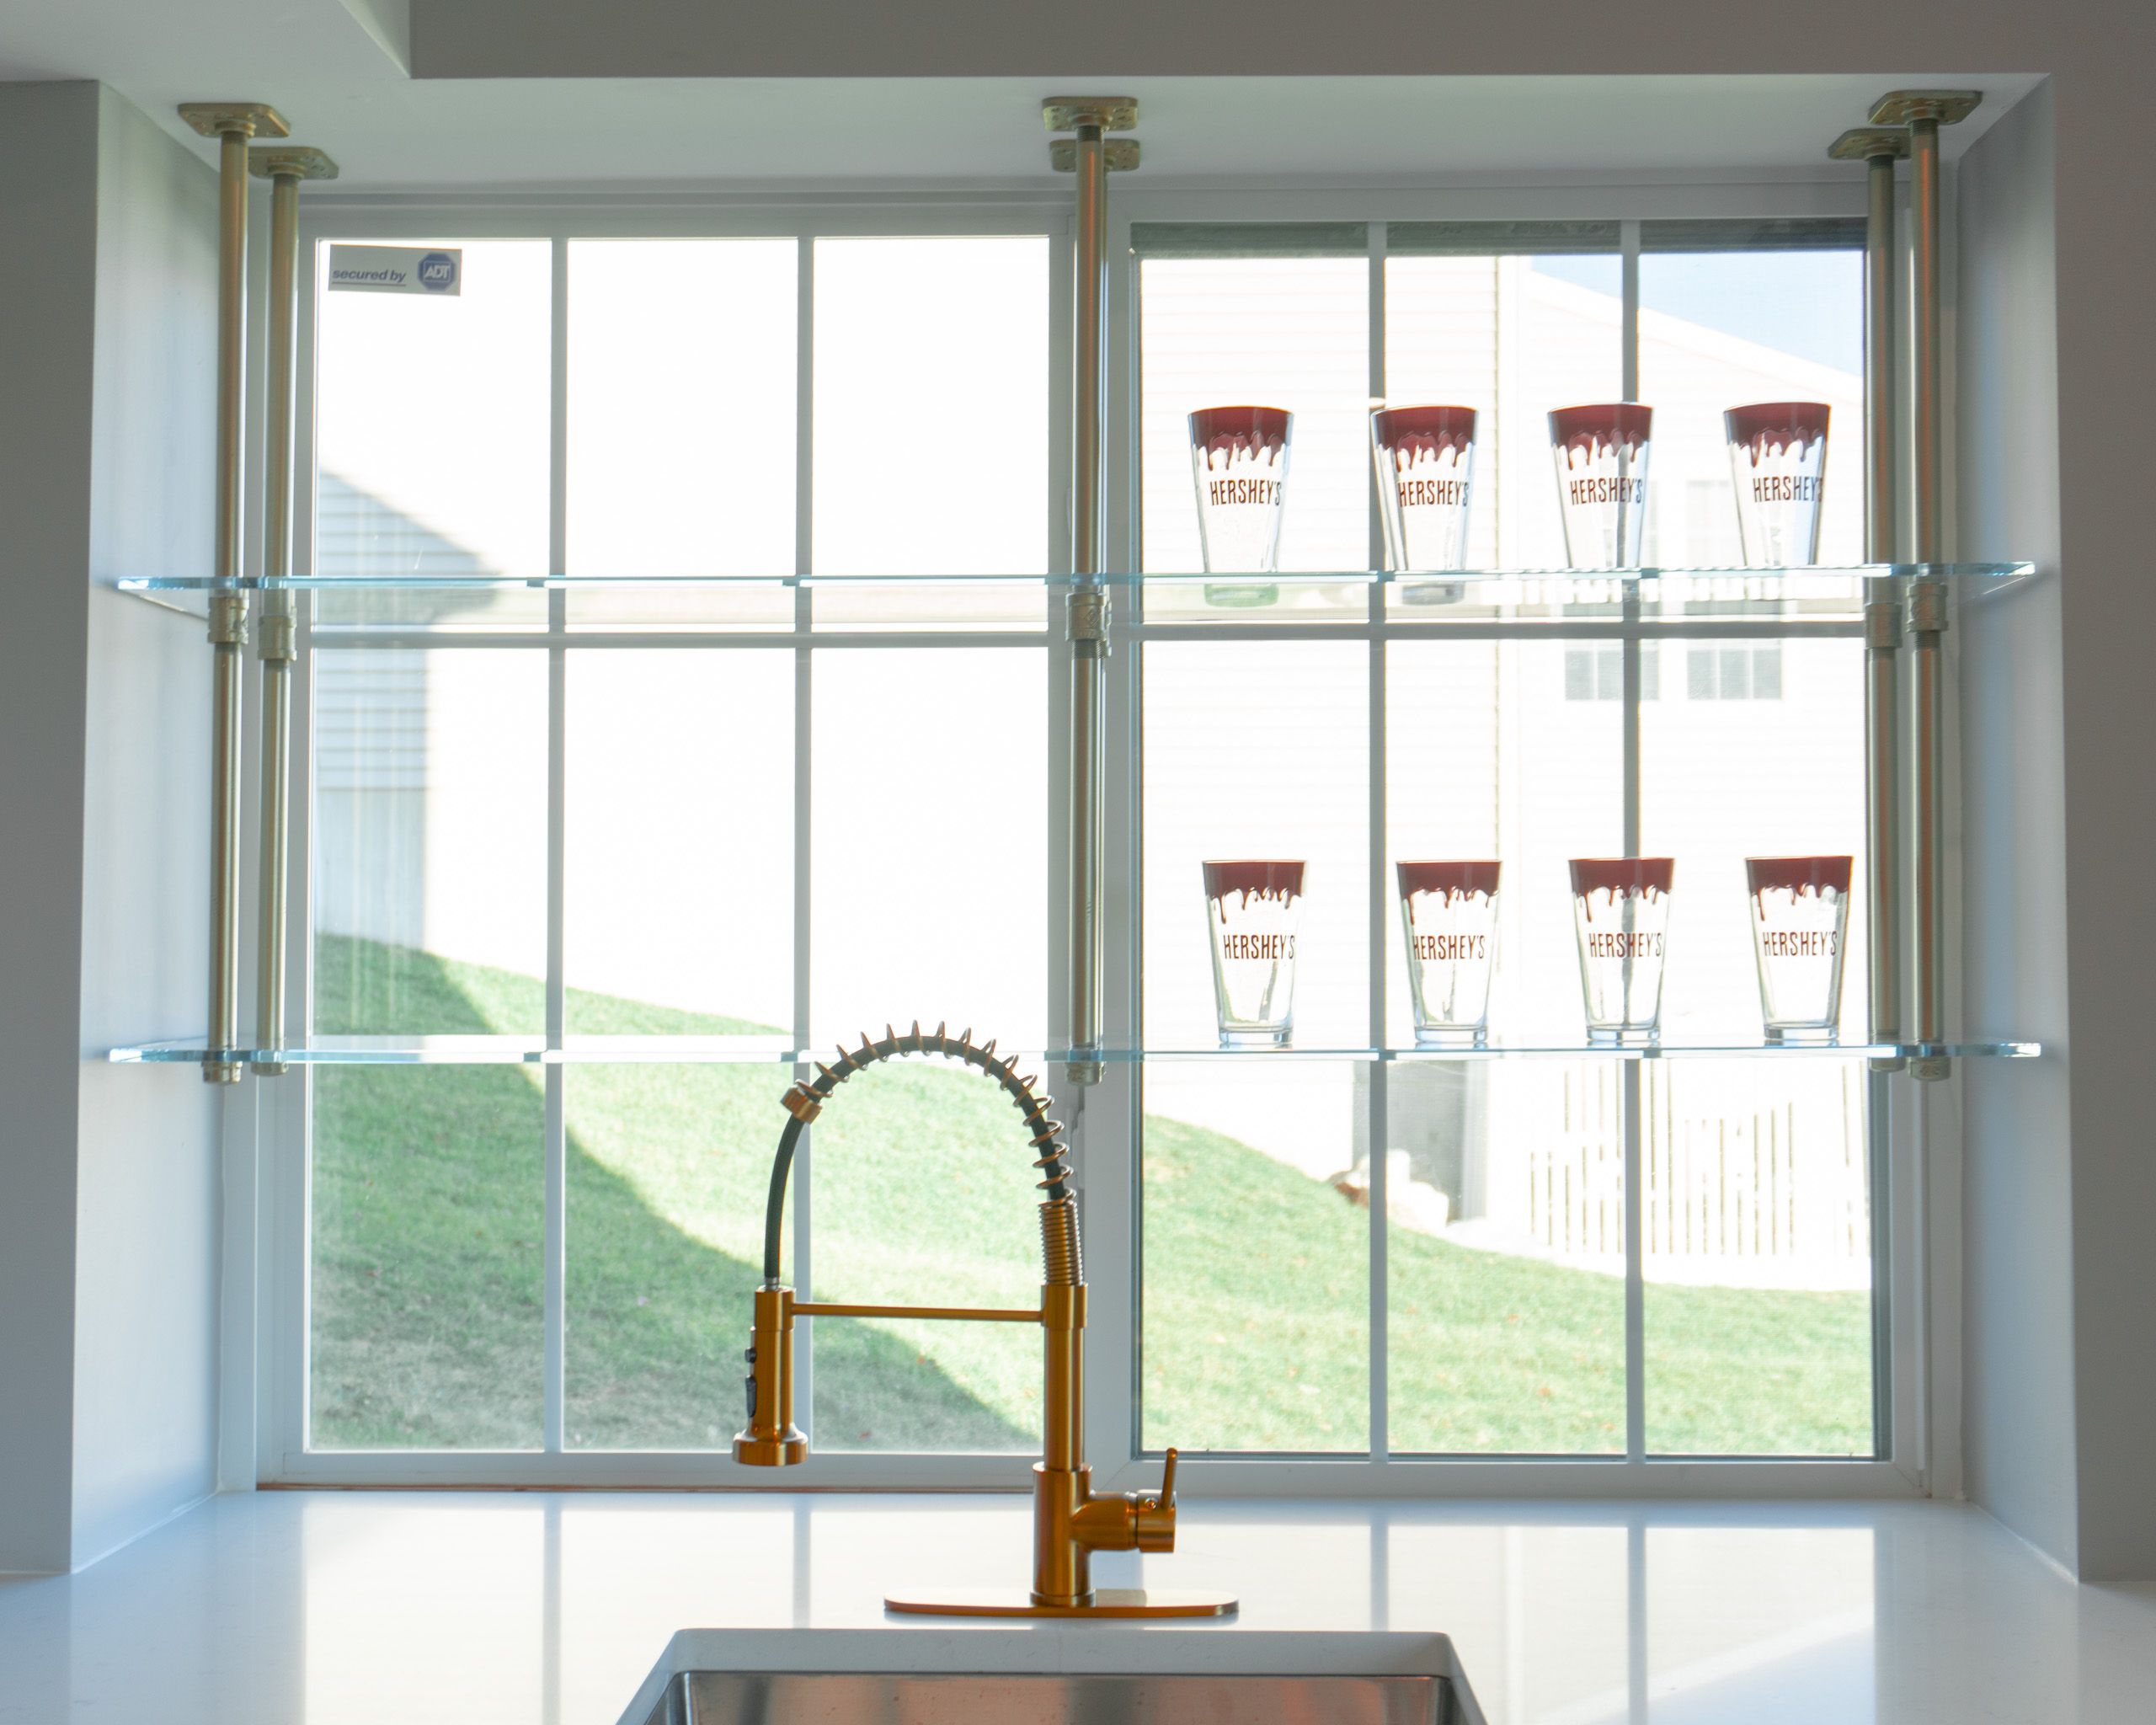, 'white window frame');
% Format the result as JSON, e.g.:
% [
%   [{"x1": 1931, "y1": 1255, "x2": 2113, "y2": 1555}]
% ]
[{"x1": 243, "y1": 178, "x2": 1948, "y2": 1501}]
